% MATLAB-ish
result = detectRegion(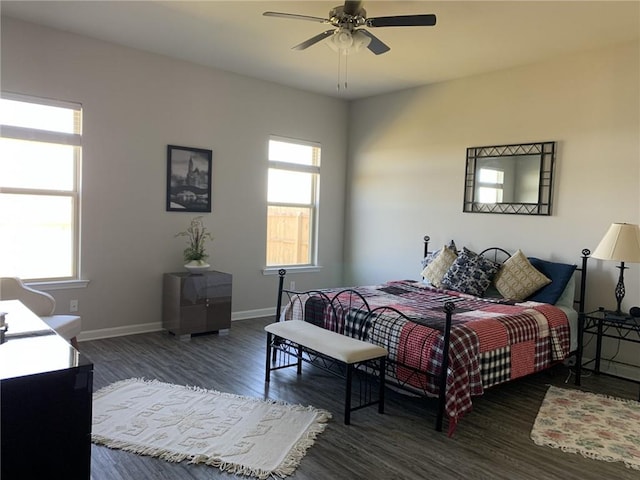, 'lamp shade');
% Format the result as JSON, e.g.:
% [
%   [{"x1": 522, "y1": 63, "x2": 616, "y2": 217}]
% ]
[{"x1": 591, "y1": 223, "x2": 640, "y2": 262}]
